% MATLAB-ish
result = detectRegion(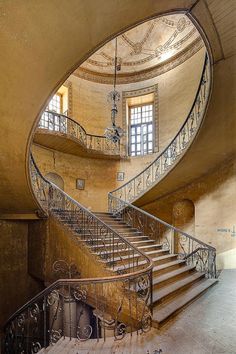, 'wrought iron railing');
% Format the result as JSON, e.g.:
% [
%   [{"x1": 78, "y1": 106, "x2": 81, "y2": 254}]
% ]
[
  {"x1": 30, "y1": 156, "x2": 152, "y2": 275},
  {"x1": 111, "y1": 53, "x2": 211, "y2": 203},
  {"x1": 108, "y1": 194, "x2": 216, "y2": 278},
  {"x1": 38, "y1": 111, "x2": 121, "y2": 156},
  {"x1": 4, "y1": 273, "x2": 153, "y2": 353},
  {"x1": 2, "y1": 155, "x2": 153, "y2": 352}
]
